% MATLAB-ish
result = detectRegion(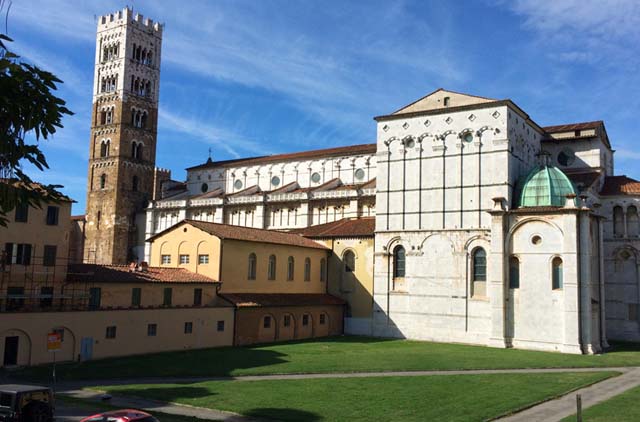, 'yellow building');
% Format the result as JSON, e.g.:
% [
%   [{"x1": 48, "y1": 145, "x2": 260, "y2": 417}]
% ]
[
  {"x1": 1, "y1": 183, "x2": 73, "y2": 313},
  {"x1": 0, "y1": 263, "x2": 234, "y2": 367},
  {"x1": 148, "y1": 219, "x2": 345, "y2": 344},
  {"x1": 294, "y1": 218, "x2": 375, "y2": 335}
]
